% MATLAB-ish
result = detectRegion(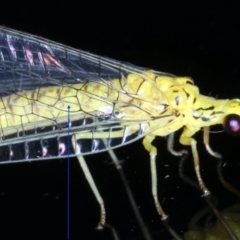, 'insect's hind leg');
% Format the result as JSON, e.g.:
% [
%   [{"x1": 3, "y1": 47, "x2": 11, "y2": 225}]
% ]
[
  {"x1": 104, "y1": 142, "x2": 153, "y2": 240},
  {"x1": 71, "y1": 134, "x2": 106, "y2": 229}
]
